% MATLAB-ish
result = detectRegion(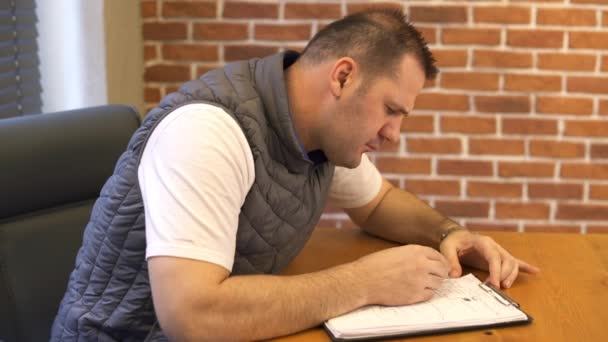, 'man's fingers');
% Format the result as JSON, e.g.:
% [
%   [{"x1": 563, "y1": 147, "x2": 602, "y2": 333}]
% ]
[
  {"x1": 518, "y1": 259, "x2": 540, "y2": 274},
  {"x1": 415, "y1": 288, "x2": 436, "y2": 303},
  {"x1": 501, "y1": 260, "x2": 519, "y2": 289},
  {"x1": 496, "y1": 244, "x2": 540, "y2": 277},
  {"x1": 424, "y1": 248, "x2": 448, "y2": 263},
  {"x1": 499, "y1": 257, "x2": 516, "y2": 280},
  {"x1": 427, "y1": 259, "x2": 450, "y2": 279},
  {"x1": 439, "y1": 242, "x2": 462, "y2": 278},
  {"x1": 426, "y1": 273, "x2": 445, "y2": 291},
  {"x1": 480, "y1": 241, "x2": 502, "y2": 288}
]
